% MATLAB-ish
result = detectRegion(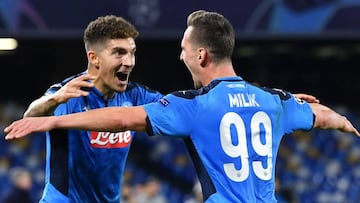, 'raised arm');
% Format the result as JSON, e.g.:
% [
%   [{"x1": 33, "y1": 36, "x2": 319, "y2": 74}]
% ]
[
  {"x1": 23, "y1": 74, "x2": 96, "y2": 117},
  {"x1": 310, "y1": 103, "x2": 360, "y2": 136},
  {"x1": 24, "y1": 95, "x2": 62, "y2": 117}
]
